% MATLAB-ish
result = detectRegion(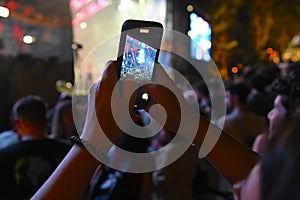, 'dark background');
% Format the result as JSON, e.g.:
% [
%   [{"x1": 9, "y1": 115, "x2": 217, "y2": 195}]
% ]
[{"x1": 0, "y1": 0, "x2": 300, "y2": 131}]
